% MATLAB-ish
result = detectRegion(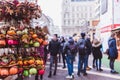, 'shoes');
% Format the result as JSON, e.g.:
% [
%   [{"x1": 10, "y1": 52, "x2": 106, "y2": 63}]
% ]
[
  {"x1": 62, "y1": 66, "x2": 66, "y2": 69},
  {"x1": 72, "y1": 73, "x2": 74, "y2": 79},
  {"x1": 83, "y1": 73, "x2": 87, "y2": 76},
  {"x1": 48, "y1": 74, "x2": 52, "y2": 78},
  {"x1": 111, "y1": 71, "x2": 119, "y2": 74},
  {"x1": 93, "y1": 65, "x2": 96, "y2": 68},
  {"x1": 66, "y1": 75, "x2": 73, "y2": 79},
  {"x1": 86, "y1": 66, "x2": 91, "y2": 71},
  {"x1": 99, "y1": 69, "x2": 103, "y2": 72},
  {"x1": 53, "y1": 72, "x2": 56, "y2": 76},
  {"x1": 77, "y1": 72, "x2": 80, "y2": 77},
  {"x1": 48, "y1": 72, "x2": 52, "y2": 78}
]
